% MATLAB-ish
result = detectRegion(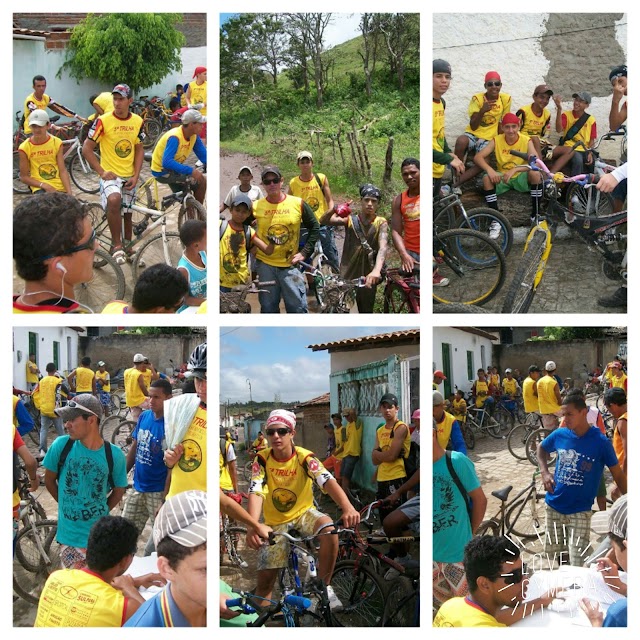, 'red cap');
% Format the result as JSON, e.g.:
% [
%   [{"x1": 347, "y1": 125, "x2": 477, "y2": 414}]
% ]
[
  {"x1": 193, "y1": 66, "x2": 206, "y2": 78},
  {"x1": 433, "y1": 370, "x2": 447, "y2": 380},
  {"x1": 485, "y1": 71, "x2": 501, "y2": 82},
  {"x1": 502, "y1": 113, "x2": 520, "y2": 126}
]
